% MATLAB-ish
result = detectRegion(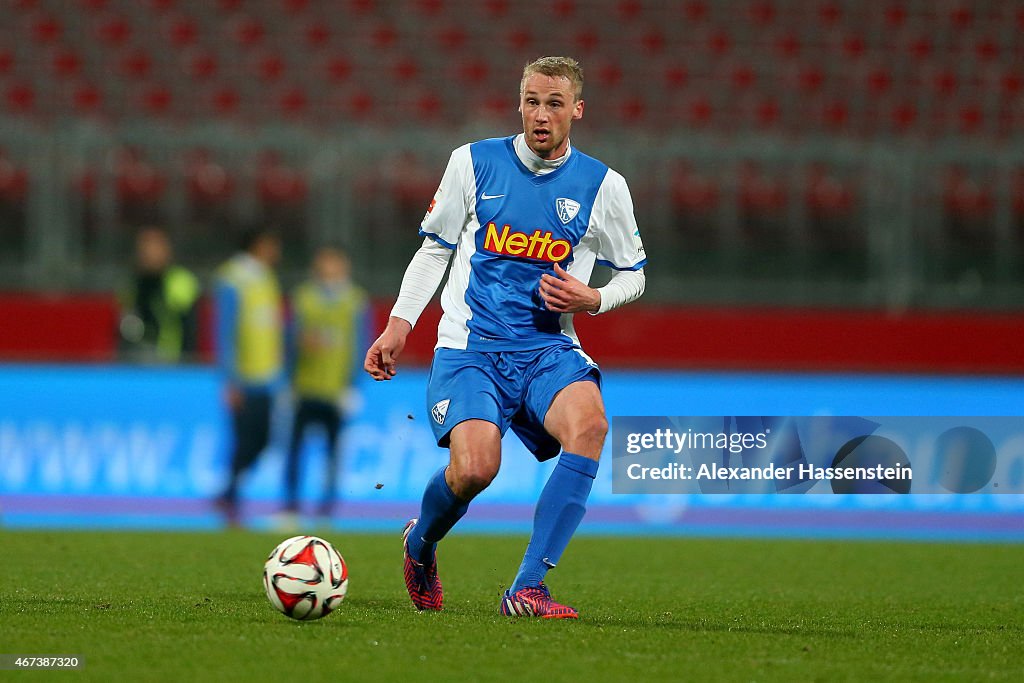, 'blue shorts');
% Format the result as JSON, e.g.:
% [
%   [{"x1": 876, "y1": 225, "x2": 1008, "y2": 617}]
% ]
[{"x1": 425, "y1": 346, "x2": 601, "y2": 461}]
